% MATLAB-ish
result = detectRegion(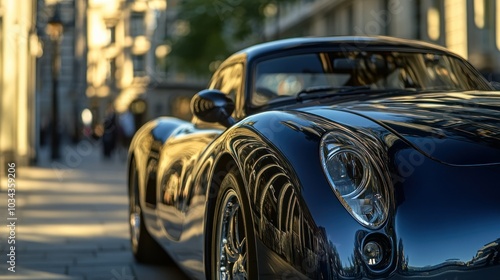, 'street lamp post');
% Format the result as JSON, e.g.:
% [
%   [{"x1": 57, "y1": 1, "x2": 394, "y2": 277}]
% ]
[{"x1": 47, "y1": 5, "x2": 63, "y2": 160}]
